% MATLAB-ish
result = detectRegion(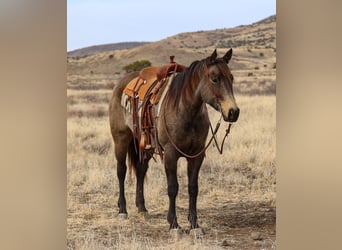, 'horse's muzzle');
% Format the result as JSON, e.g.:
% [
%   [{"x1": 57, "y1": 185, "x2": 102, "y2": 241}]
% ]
[{"x1": 225, "y1": 108, "x2": 240, "y2": 122}]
